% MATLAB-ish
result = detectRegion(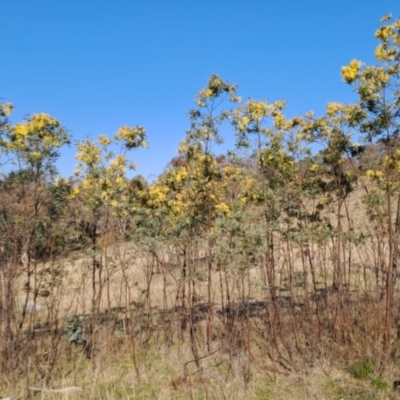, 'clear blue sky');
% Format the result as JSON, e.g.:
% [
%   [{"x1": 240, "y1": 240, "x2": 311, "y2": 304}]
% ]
[{"x1": 1, "y1": 1, "x2": 399, "y2": 181}]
